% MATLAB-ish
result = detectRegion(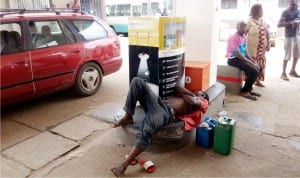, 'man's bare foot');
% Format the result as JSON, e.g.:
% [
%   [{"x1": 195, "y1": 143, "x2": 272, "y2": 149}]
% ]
[
  {"x1": 281, "y1": 73, "x2": 289, "y2": 81},
  {"x1": 112, "y1": 113, "x2": 133, "y2": 128},
  {"x1": 111, "y1": 165, "x2": 126, "y2": 177},
  {"x1": 289, "y1": 71, "x2": 300, "y2": 78},
  {"x1": 255, "y1": 81, "x2": 265, "y2": 87}
]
